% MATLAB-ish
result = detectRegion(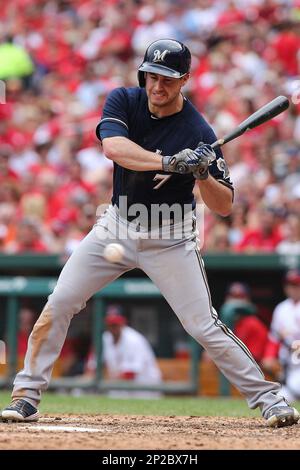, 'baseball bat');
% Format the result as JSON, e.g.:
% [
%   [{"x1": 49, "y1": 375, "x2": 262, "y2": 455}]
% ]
[{"x1": 211, "y1": 95, "x2": 290, "y2": 149}]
